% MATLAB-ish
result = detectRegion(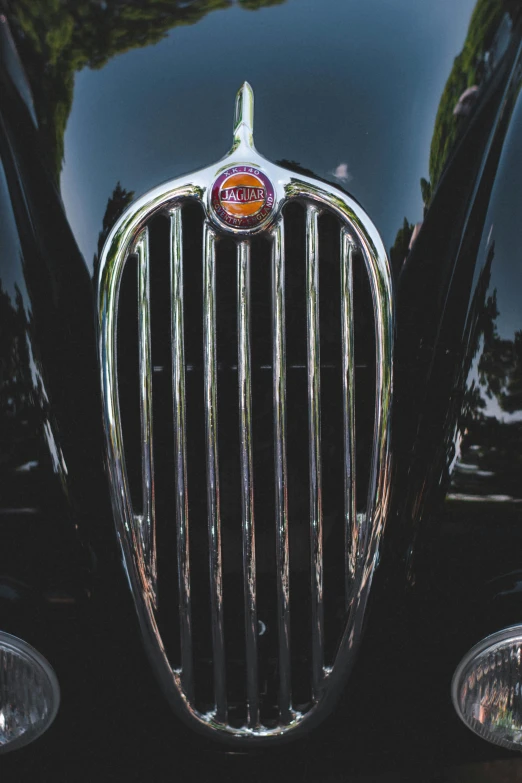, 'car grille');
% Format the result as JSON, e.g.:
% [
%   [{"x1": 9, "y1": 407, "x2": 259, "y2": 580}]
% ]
[
  {"x1": 97, "y1": 86, "x2": 392, "y2": 738},
  {"x1": 114, "y1": 197, "x2": 382, "y2": 734}
]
